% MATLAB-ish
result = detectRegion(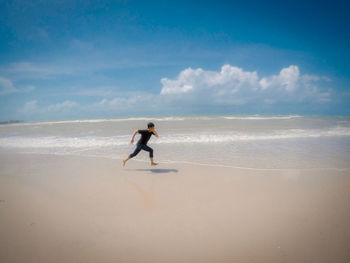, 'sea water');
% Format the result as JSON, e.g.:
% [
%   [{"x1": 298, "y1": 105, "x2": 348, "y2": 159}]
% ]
[{"x1": 1, "y1": 115, "x2": 350, "y2": 170}]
